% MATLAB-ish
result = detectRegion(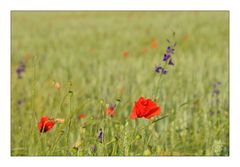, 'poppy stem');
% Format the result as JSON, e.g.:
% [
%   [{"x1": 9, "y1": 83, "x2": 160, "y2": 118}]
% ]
[
  {"x1": 137, "y1": 115, "x2": 169, "y2": 132},
  {"x1": 151, "y1": 114, "x2": 168, "y2": 124}
]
